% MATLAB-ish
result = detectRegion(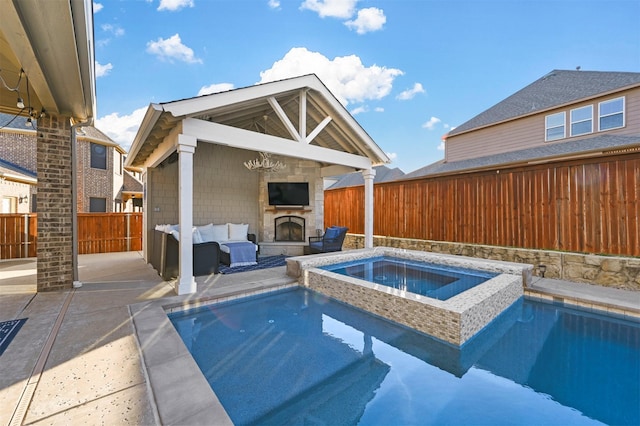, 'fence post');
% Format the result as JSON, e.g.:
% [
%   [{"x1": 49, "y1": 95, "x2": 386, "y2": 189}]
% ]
[
  {"x1": 23, "y1": 214, "x2": 29, "y2": 258},
  {"x1": 126, "y1": 213, "x2": 131, "y2": 252}
]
